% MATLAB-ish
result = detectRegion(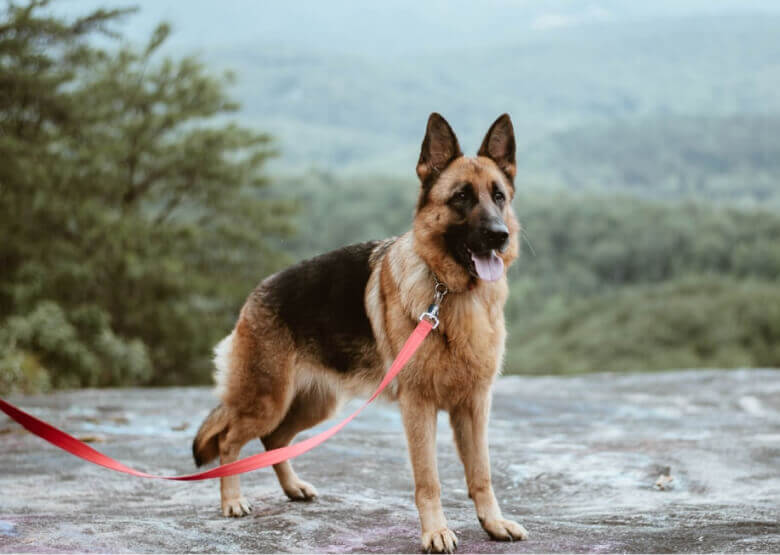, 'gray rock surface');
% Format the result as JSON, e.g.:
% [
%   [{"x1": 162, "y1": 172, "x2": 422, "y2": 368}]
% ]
[{"x1": 1, "y1": 369, "x2": 779, "y2": 553}]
